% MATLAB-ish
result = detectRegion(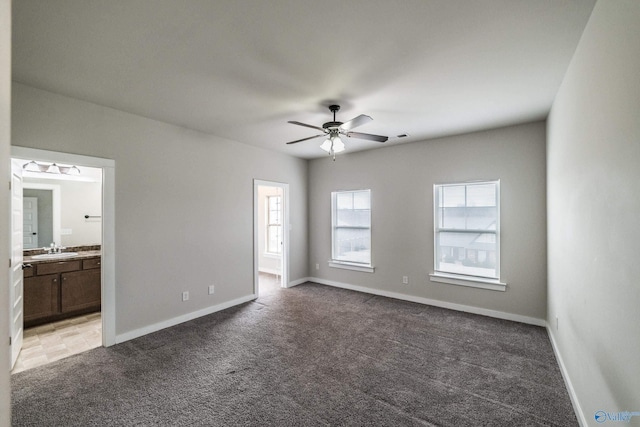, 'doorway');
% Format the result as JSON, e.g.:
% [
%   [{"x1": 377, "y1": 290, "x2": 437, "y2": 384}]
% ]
[
  {"x1": 12, "y1": 162, "x2": 103, "y2": 372},
  {"x1": 9, "y1": 146, "x2": 116, "y2": 372},
  {"x1": 253, "y1": 180, "x2": 289, "y2": 296}
]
